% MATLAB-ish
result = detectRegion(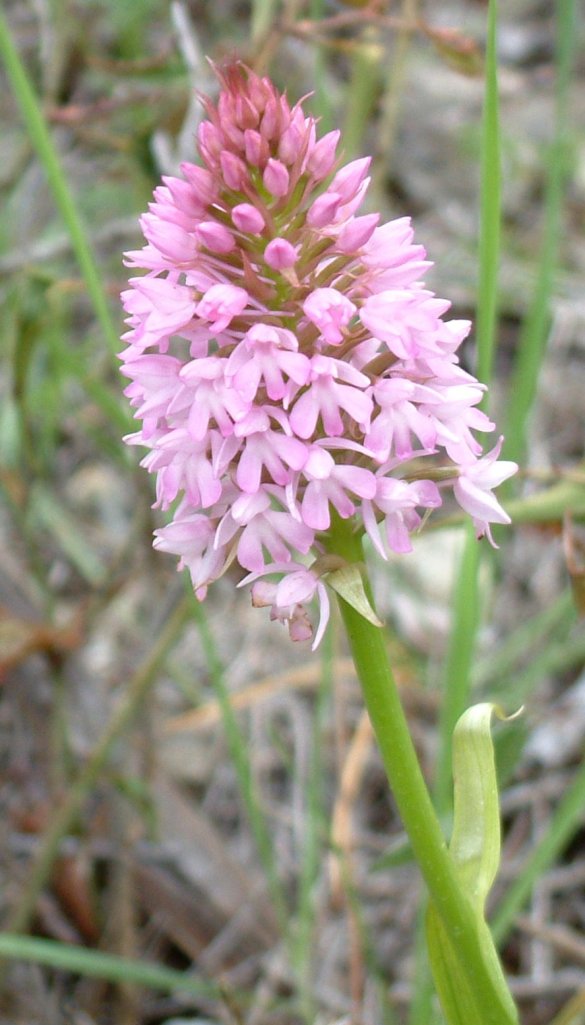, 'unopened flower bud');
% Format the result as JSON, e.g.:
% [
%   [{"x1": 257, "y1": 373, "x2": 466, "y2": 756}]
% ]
[
  {"x1": 232, "y1": 203, "x2": 265, "y2": 234},
  {"x1": 307, "y1": 130, "x2": 340, "y2": 180},
  {"x1": 263, "y1": 158, "x2": 290, "y2": 197},
  {"x1": 265, "y1": 238, "x2": 298, "y2": 270}
]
